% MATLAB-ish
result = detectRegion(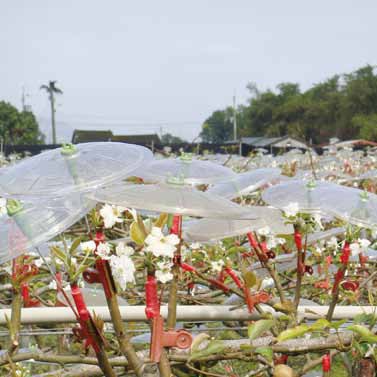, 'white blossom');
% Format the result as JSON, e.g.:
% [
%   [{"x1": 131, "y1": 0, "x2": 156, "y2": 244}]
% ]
[
  {"x1": 282, "y1": 202, "x2": 299, "y2": 217},
  {"x1": 109, "y1": 253, "x2": 136, "y2": 290},
  {"x1": 257, "y1": 226, "x2": 271, "y2": 236},
  {"x1": 350, "y1": 242, "x2": 361, "y2": 256},
  {"x1": 96, "y1": 242, "x2": 111, "y2": 260},
  {"x1": 190, "y1": 242, "x2": 202, "y2": 250},
  {"x1": 155, "y1": 261, "x2": 174, "y2": 283},
  {"x1": 34, "y1": 258, "x2": 44, "y2": 268},
  {"x1": 100, "y1": 204, "x2": 124, "y2": 228},
  {"x1": 359, "y1": 238, "x2": 371, "y2": 250},
  {"x1": 48, "y1": 280, "x2": 57, "y2": 290},
  {"x1": 327, "y1": 237, "x2": 338, "y2": 249},
  {"x1": 210, "y1": 260, "x2": 224, "y2": 273},
  {"x1": 145, "y1": 227, "x2": 180, "y2": 258},
  {"x1": 115, "y1": 242, "x2": 134, "y2": 257},
  {"x1": 80, "y1": 240, "x2": 96, "y2": 253}
]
